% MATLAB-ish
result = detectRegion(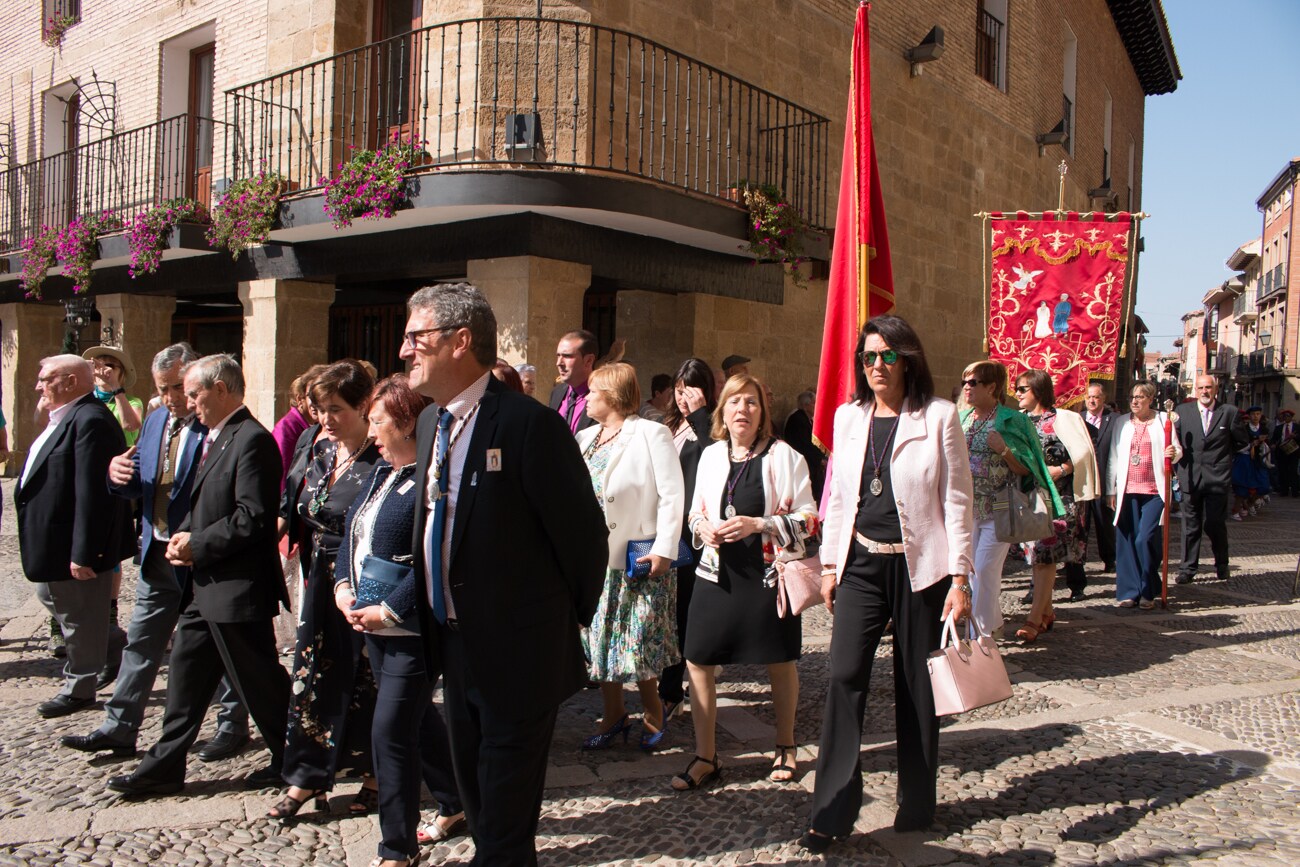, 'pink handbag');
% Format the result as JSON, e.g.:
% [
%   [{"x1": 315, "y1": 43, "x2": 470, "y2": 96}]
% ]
[
  {"x1": 927, "y1": 614, "x2": 1013, "y2": 716},
  {"x1": 775, "y1": 555, "x2": 823, "y2": 618}
]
